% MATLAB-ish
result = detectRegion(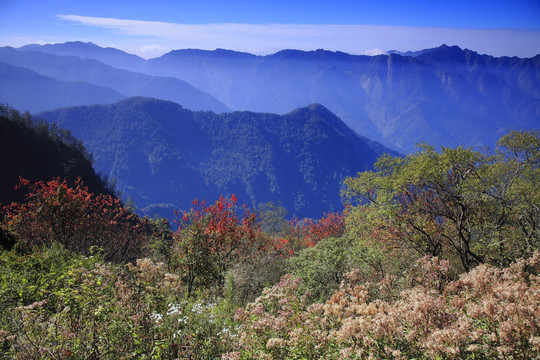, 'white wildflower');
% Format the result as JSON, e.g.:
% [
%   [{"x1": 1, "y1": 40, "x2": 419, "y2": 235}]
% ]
[
  {"x1": 167, "y1": 302, "x2": 182, "y2": 316},
  {"x1": 150, "y1": 313, "x2": 163, "y2": 324},
  {"x1": 192, "y1": 303, "x2": 204, "y2": 314}
]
